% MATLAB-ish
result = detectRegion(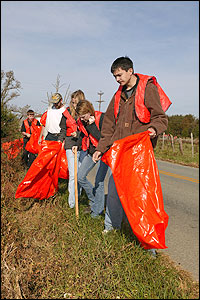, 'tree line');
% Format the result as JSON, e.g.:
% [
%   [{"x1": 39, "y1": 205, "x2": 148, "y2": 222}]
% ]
[
  {"x1": 1, "y1": 69, "x2": 199, "y2": 140},
  {"x1": 165, "y1": 114, "x2": 199, "y2": 139}
]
